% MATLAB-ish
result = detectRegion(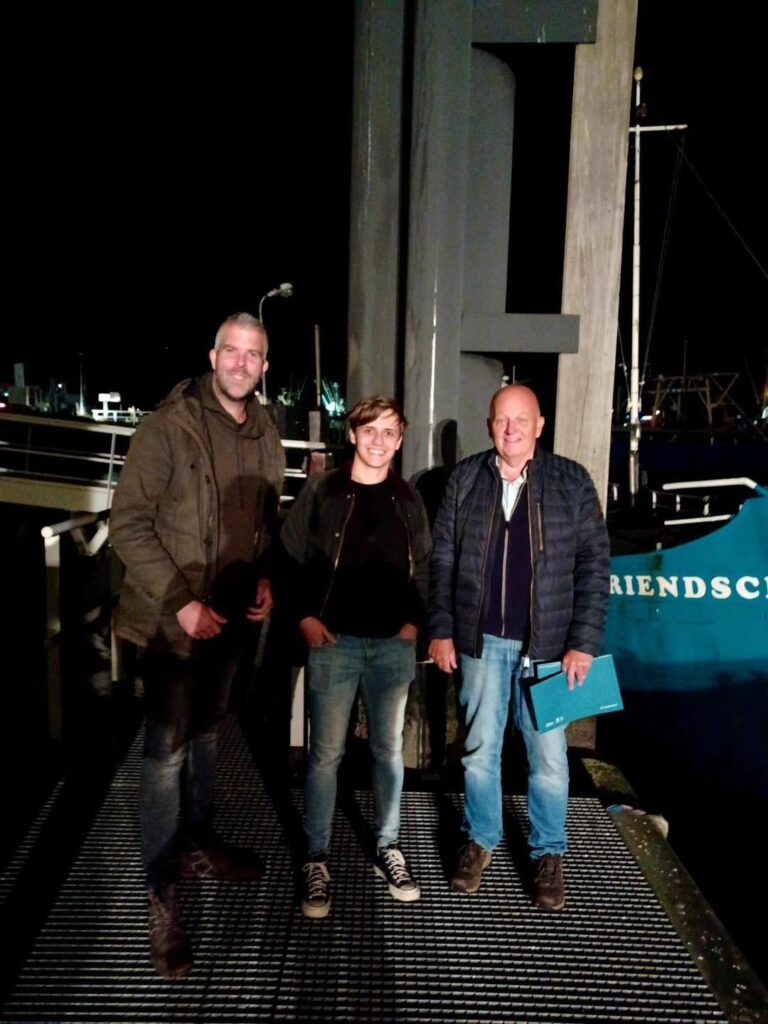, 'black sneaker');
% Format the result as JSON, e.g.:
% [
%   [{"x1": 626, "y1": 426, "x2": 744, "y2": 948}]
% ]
[
  {"x1": 373, "y1": 844, "x2": 421, "y2": 902},
  {"x1": 532, "y1": 853, "x2": 565, "y2": 911},
  {"x1": 301, "y1": 858, "x2": 331, "y2": 919}
]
